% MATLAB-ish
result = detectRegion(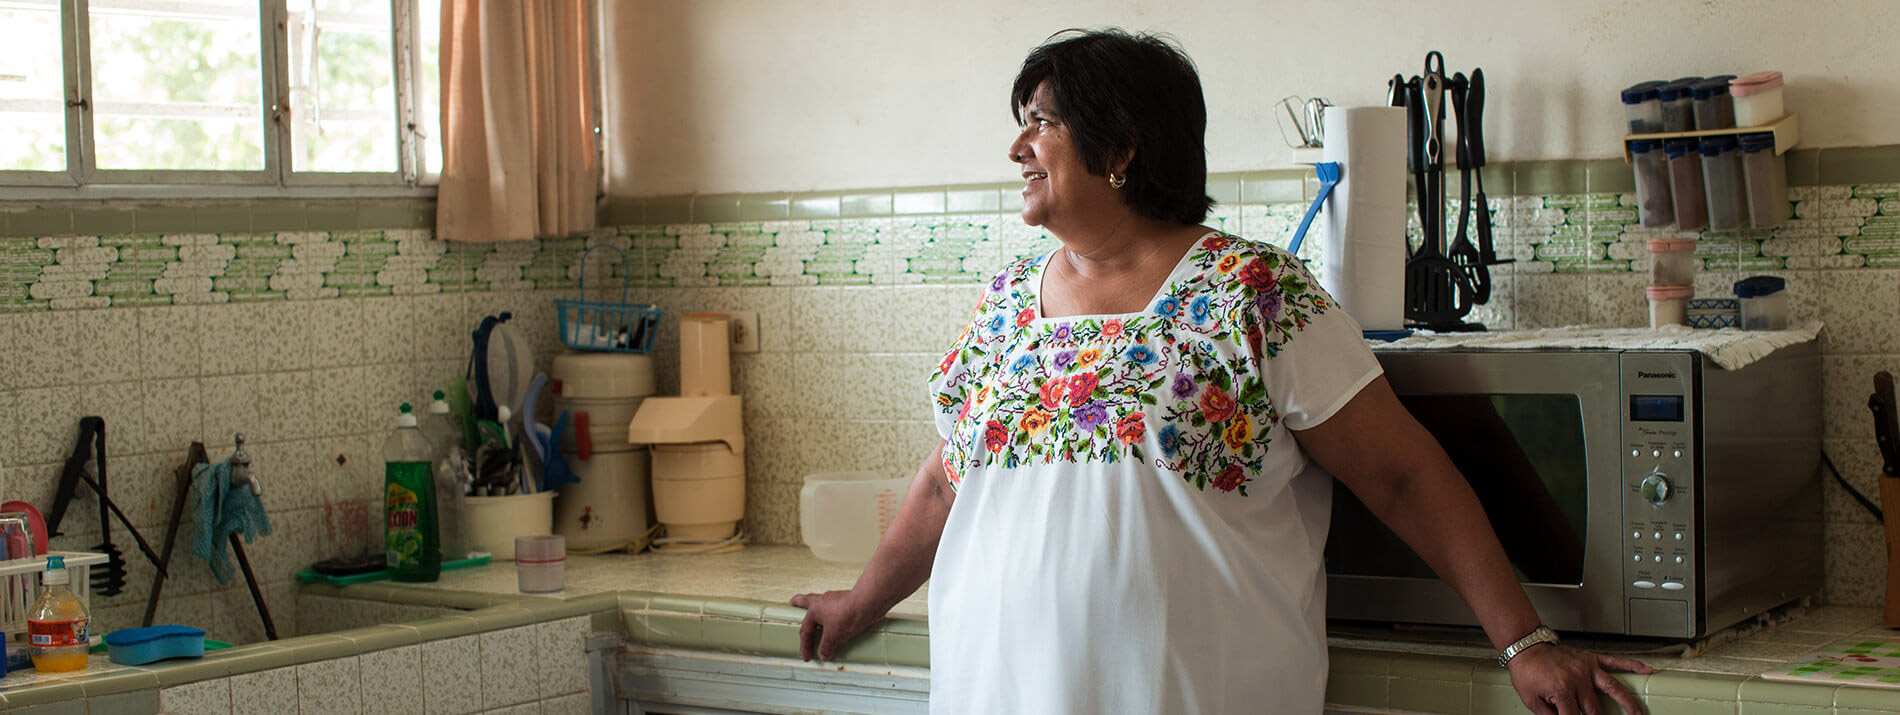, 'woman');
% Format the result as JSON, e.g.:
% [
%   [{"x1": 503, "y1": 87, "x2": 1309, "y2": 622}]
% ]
[{"x1": 792, "y1": 29, "x2": 1650, "y2": 714}]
